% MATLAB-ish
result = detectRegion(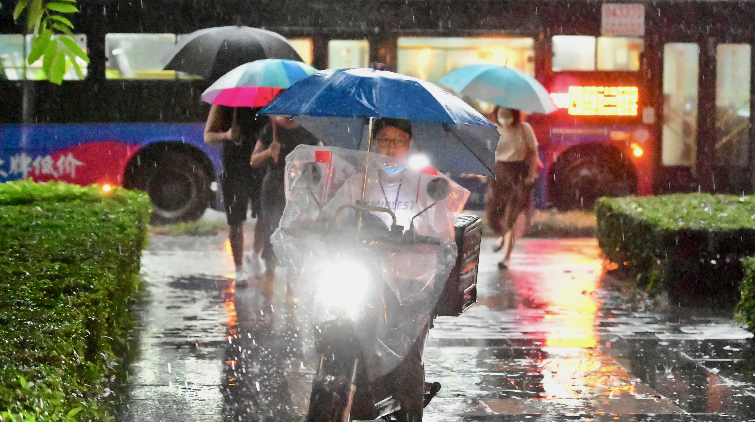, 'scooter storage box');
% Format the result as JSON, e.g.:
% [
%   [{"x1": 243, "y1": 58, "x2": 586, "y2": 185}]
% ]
[{"x1": 435, "y1": 214, "x2": 481, "y2": 316}]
